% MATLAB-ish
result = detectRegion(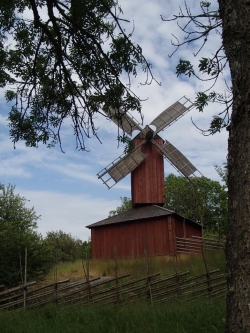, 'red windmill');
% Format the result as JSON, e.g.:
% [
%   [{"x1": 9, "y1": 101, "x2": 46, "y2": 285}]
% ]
[{"x1": 97, "y1": 96, "x2": 202, "y2": 206}]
